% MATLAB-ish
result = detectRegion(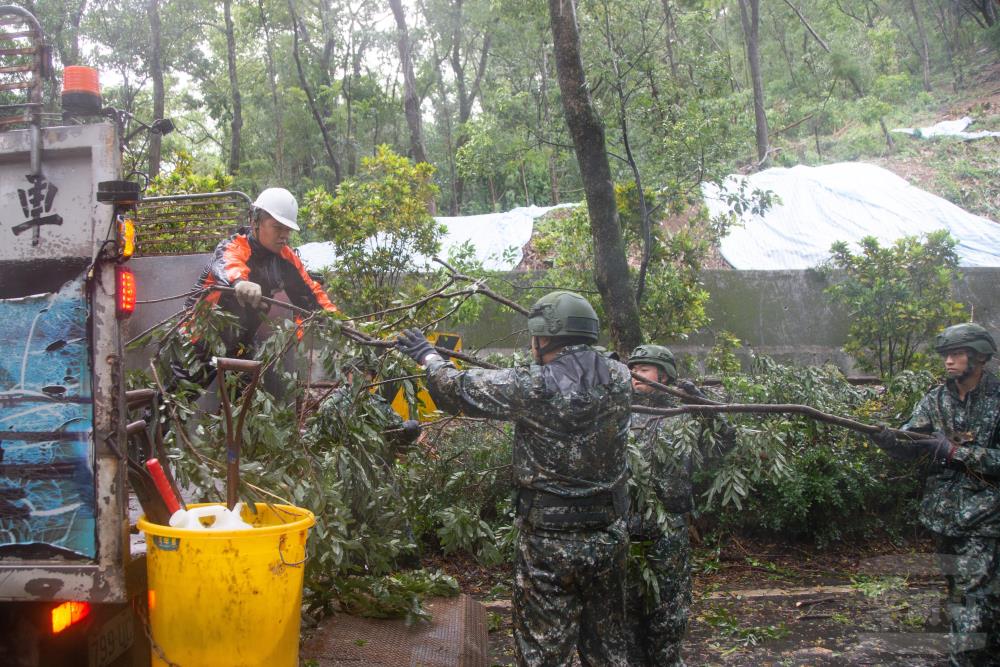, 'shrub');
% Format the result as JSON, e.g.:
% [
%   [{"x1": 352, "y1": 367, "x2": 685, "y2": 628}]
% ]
[
  {"x1": 704, "y1": 355, "x2": 934, "y2": 545},
  {"x1": 303, "y1": 146, "x2": 442, "y2": 313},
  {"x1": 824, "y1": 231, "x2": 967, "y2": 378}
]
